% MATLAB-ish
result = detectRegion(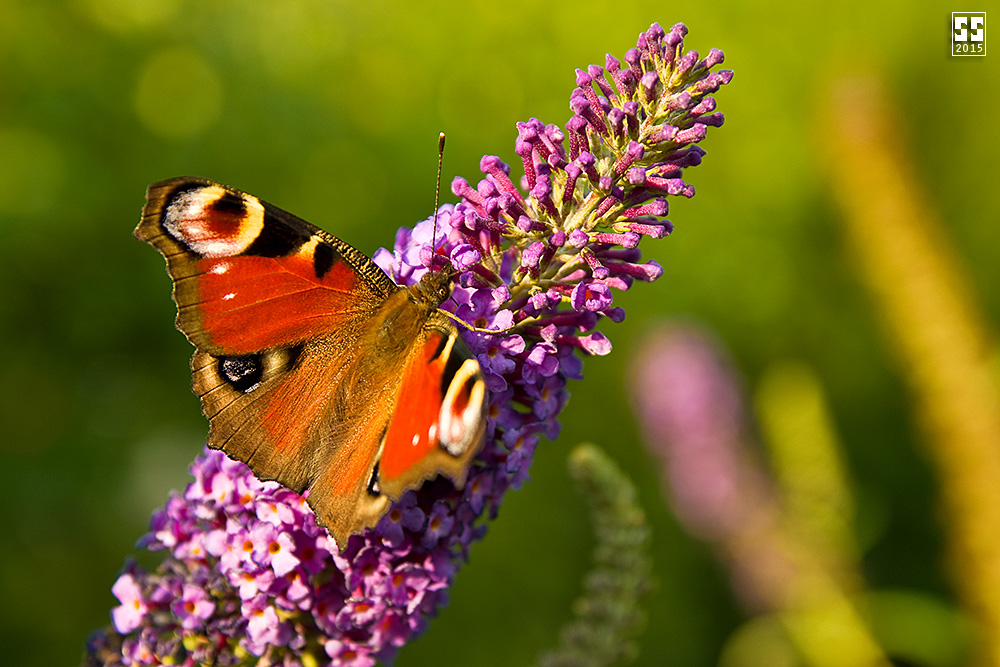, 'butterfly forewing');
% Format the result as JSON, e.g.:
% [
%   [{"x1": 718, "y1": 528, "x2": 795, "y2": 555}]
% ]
[
  {"x1": 137, "y1": 177, "x2": 488, "y2": 549},
  {"x1": 137, "y1": 178, "x2": 396, "y2": 355}
]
